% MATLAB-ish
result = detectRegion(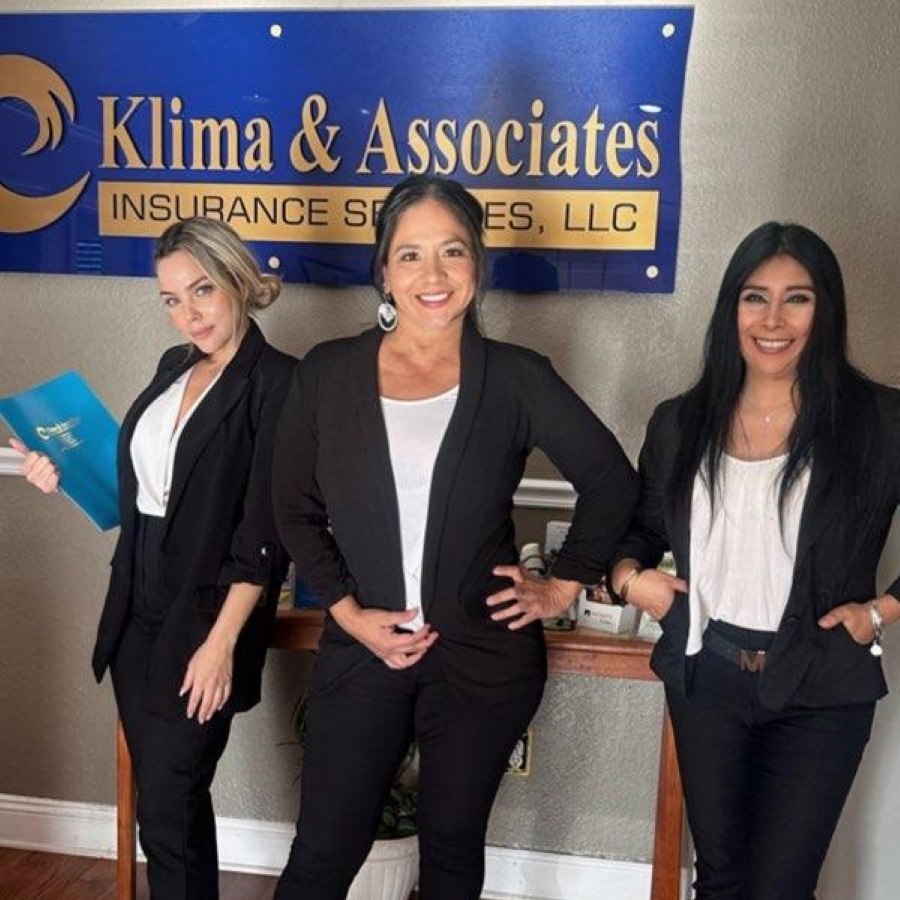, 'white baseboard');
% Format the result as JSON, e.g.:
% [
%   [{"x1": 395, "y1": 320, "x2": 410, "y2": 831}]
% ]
[
  {"x1": 481, "y1": 845, "x2": 652, "y2": 900},
  {"x1": 0, "y1": 794, "x2": 118, "y2": 858},
  {"x1": 0, "y1": 793, "x2": 671, "y2": 900}
]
